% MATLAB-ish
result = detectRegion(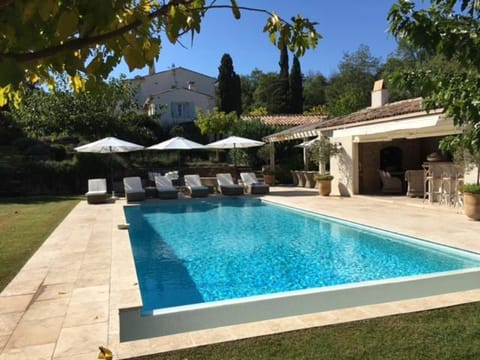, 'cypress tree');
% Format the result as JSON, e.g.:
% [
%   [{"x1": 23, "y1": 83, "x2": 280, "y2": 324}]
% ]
[
  {"x1": 217, "y1": 54, "x2": 242, "y2": 116},
  {"x1": 289, "y1": 56, "x2": 303, "y2": 113},
  {"x1": 269, "y1": 45, "x2": 290, "y2": 114}
]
